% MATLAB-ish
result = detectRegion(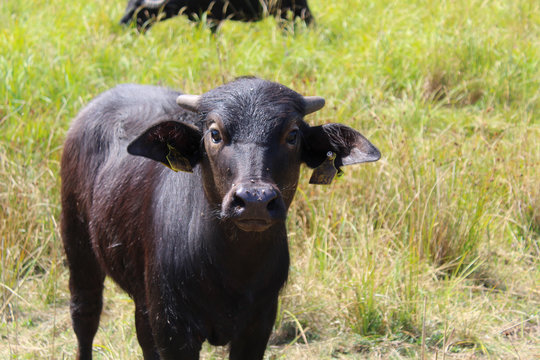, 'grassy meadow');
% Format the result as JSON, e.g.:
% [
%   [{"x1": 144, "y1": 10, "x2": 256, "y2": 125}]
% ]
[{"x1": 1, "y1": 0, "x2": 539, "y2": 358}]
